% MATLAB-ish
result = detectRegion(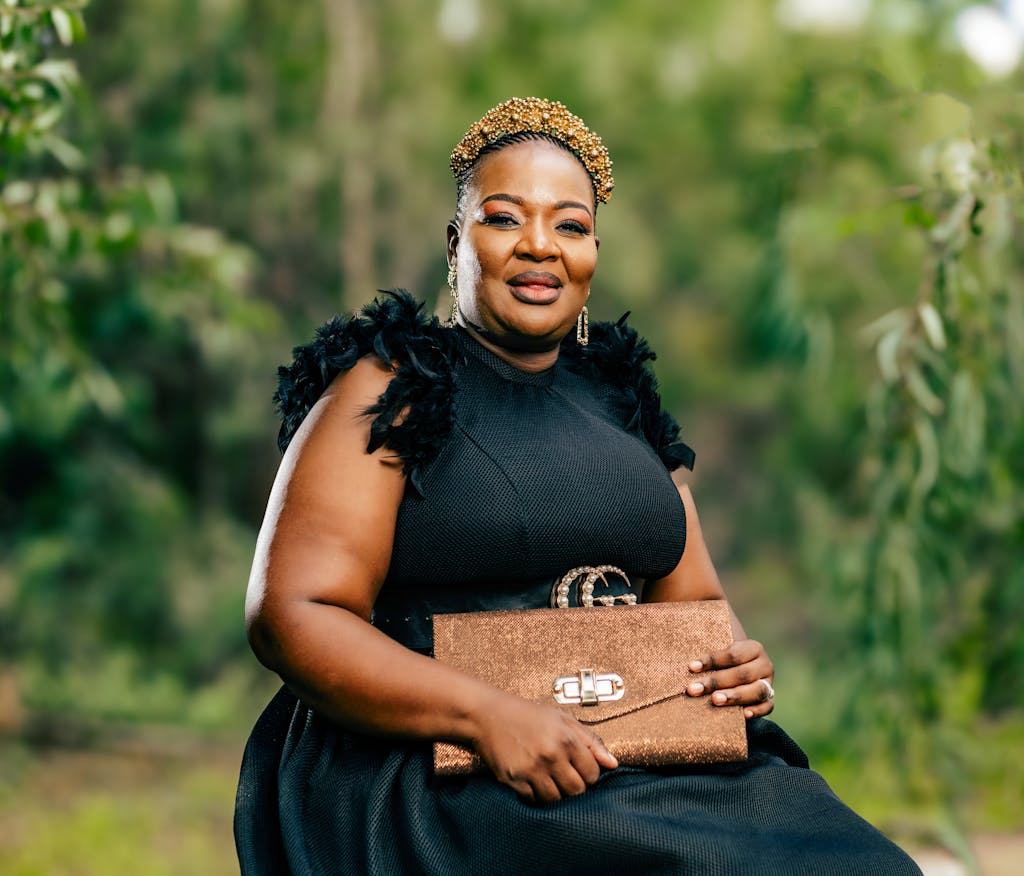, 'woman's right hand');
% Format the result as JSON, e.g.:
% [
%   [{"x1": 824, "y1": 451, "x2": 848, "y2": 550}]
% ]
[{"x1": 469, "y1": 691, "x2": 618, "y2": 804}]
